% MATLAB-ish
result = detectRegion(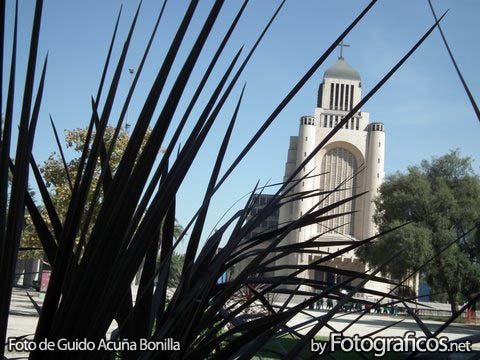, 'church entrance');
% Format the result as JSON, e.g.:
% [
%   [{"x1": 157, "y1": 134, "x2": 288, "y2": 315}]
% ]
[{"x1": 311, "y1": 257, "x2": 365, "y2": 295}]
